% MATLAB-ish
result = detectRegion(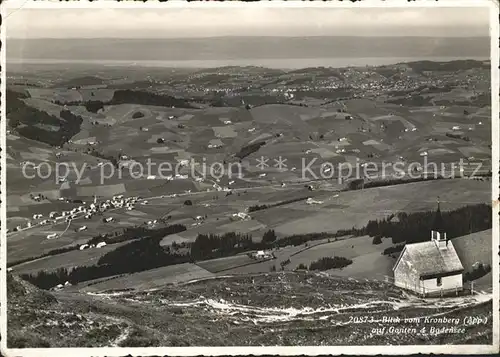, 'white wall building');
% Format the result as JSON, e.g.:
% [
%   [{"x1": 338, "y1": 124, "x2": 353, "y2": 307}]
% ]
[{"x1": 393, "y1": 202, "x2": 464, "y2": 297}]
